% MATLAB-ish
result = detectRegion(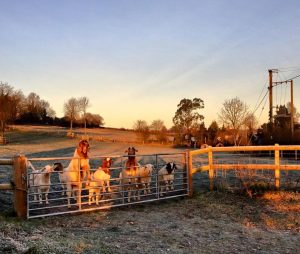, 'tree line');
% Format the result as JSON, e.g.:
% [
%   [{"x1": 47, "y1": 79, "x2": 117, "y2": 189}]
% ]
[
  {"x1": 134, "y1": 96, "x2": 300, "y2": 146},
  {"x1": 1, "y1": 81, "x2": 298, "y2": 146},
  {"x1": 0, "y1": 82, "x2": 104, "y2": 138}
]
